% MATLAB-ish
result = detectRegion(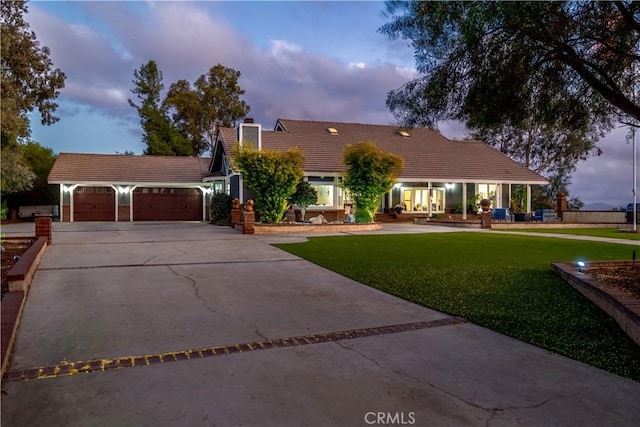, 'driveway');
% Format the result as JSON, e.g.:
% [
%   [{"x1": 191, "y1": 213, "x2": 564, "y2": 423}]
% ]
[{"x1": 1, "y1": 222, "x2": 639, "y2": 426}]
